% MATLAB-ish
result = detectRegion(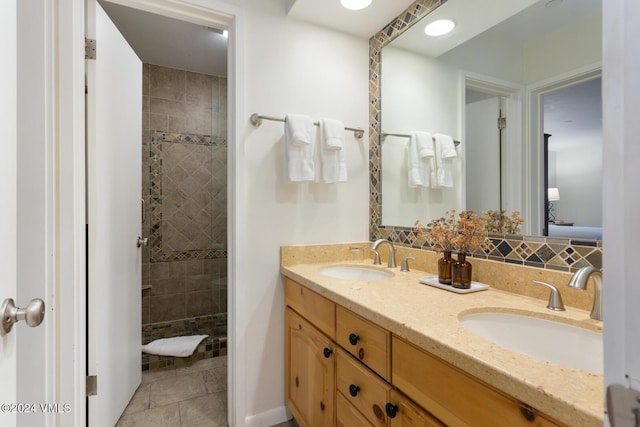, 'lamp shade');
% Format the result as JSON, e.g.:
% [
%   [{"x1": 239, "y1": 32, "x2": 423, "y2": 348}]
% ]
[{"x1": 548, "y1": 187, "x2": 560, "y2": 201}]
